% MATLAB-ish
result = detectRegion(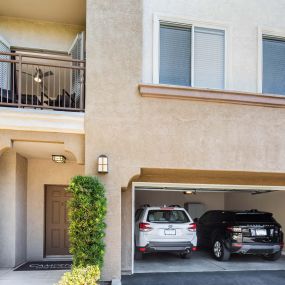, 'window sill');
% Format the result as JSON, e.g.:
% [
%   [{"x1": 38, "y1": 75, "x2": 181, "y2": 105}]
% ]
[{"x1": 139, "y1": 83, "x2": 285, "y2": 108}]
